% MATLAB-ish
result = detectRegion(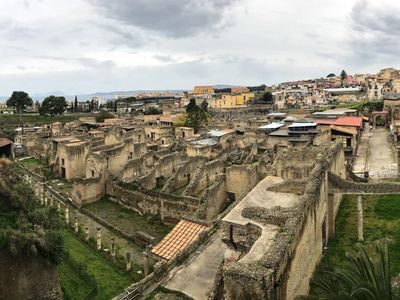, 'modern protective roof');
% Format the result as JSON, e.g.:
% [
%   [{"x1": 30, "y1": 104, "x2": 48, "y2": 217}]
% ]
[
  {"x1": 323, "y1": 87, "x2": 362, "y2": 93},
  {"x1": 267, "y1": 112, "x2": 287, "y2": 117},
  {"x1": 0, "y1": 138, "x2": 12, "y2": 148},
  {"x1": 207, "y1": 129, "x2": 235, "y2": 137},
  {"x1": 330, "y1": 125, "x2": 357, "y2": 136},
  {"x1": 288, "y1": 122, "x2": 317, "y2": 128},
  {"x1": 312, "y1": 108, "x2": 357, "y2": 115},
  {"x1": 191, "y1": 138, "x2": 218, "y2": 146},
  {"x1": 258, "y1": 123, "x2": 284, "y2": 130},
  {"x1": 151, "y1": 220, "x2": 207, "y2": 260}
]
